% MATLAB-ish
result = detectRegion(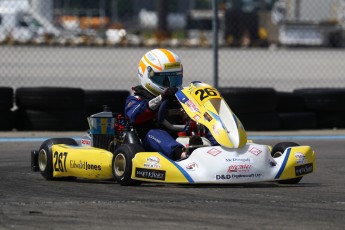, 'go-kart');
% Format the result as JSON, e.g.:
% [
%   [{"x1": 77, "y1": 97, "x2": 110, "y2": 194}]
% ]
[{"x1": 31, "y1": 81, "x2": 315, "y2": 186}]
